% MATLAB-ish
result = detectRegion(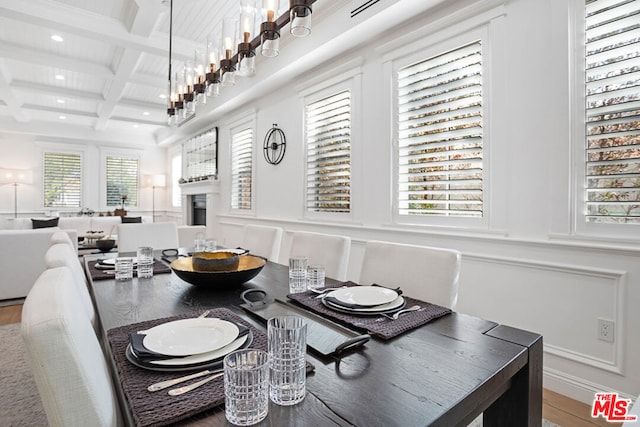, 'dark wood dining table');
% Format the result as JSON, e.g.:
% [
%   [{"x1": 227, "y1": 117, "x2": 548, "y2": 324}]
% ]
[{"x1": 84, "y1": 253, "x2": 542, "y2": 427}]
